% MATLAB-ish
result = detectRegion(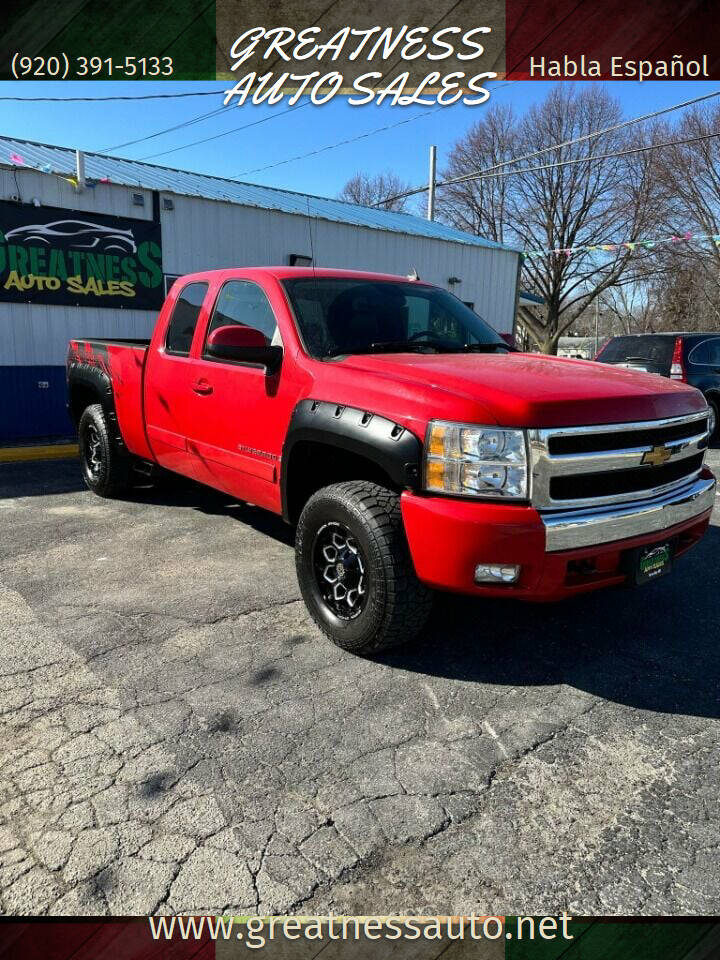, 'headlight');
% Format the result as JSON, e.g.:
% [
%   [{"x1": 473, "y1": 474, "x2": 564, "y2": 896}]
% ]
[{"x1": 424, "y1": 421, "x2": 528, "y2": 499}]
